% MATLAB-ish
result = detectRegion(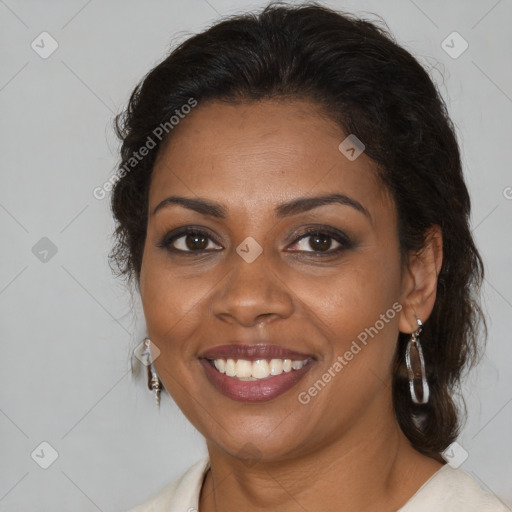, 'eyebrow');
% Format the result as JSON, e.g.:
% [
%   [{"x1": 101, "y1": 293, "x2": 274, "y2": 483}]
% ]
[{"x1": 152, "y1": 193, "x2": 371, "y2": 221}]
